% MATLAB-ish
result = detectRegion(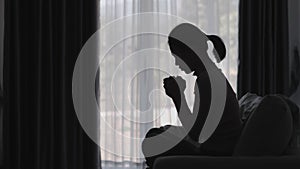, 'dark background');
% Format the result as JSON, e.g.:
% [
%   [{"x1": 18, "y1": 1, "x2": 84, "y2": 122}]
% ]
[
  {"x1": 289, "y1": 0, "x2": 300, "y2": 105},
  {"x1": 0, "y1": 0, "x2": 300, "y2": 168},
  {"x1": 0, "y1": 0, "x2": 4, "y2": 167}
]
